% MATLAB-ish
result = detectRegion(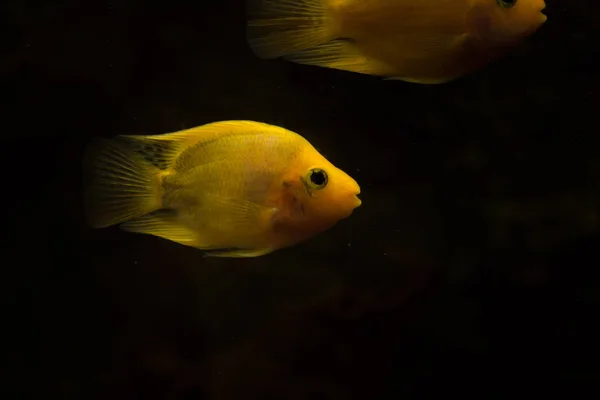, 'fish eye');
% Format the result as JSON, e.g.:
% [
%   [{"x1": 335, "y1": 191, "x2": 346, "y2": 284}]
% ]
[
  {"x1": 496, "y1": 0, "x2": 517, "y2": 8},
  {"x1": 307, "y1": 168, "x2": 328, "y2": 189}
]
